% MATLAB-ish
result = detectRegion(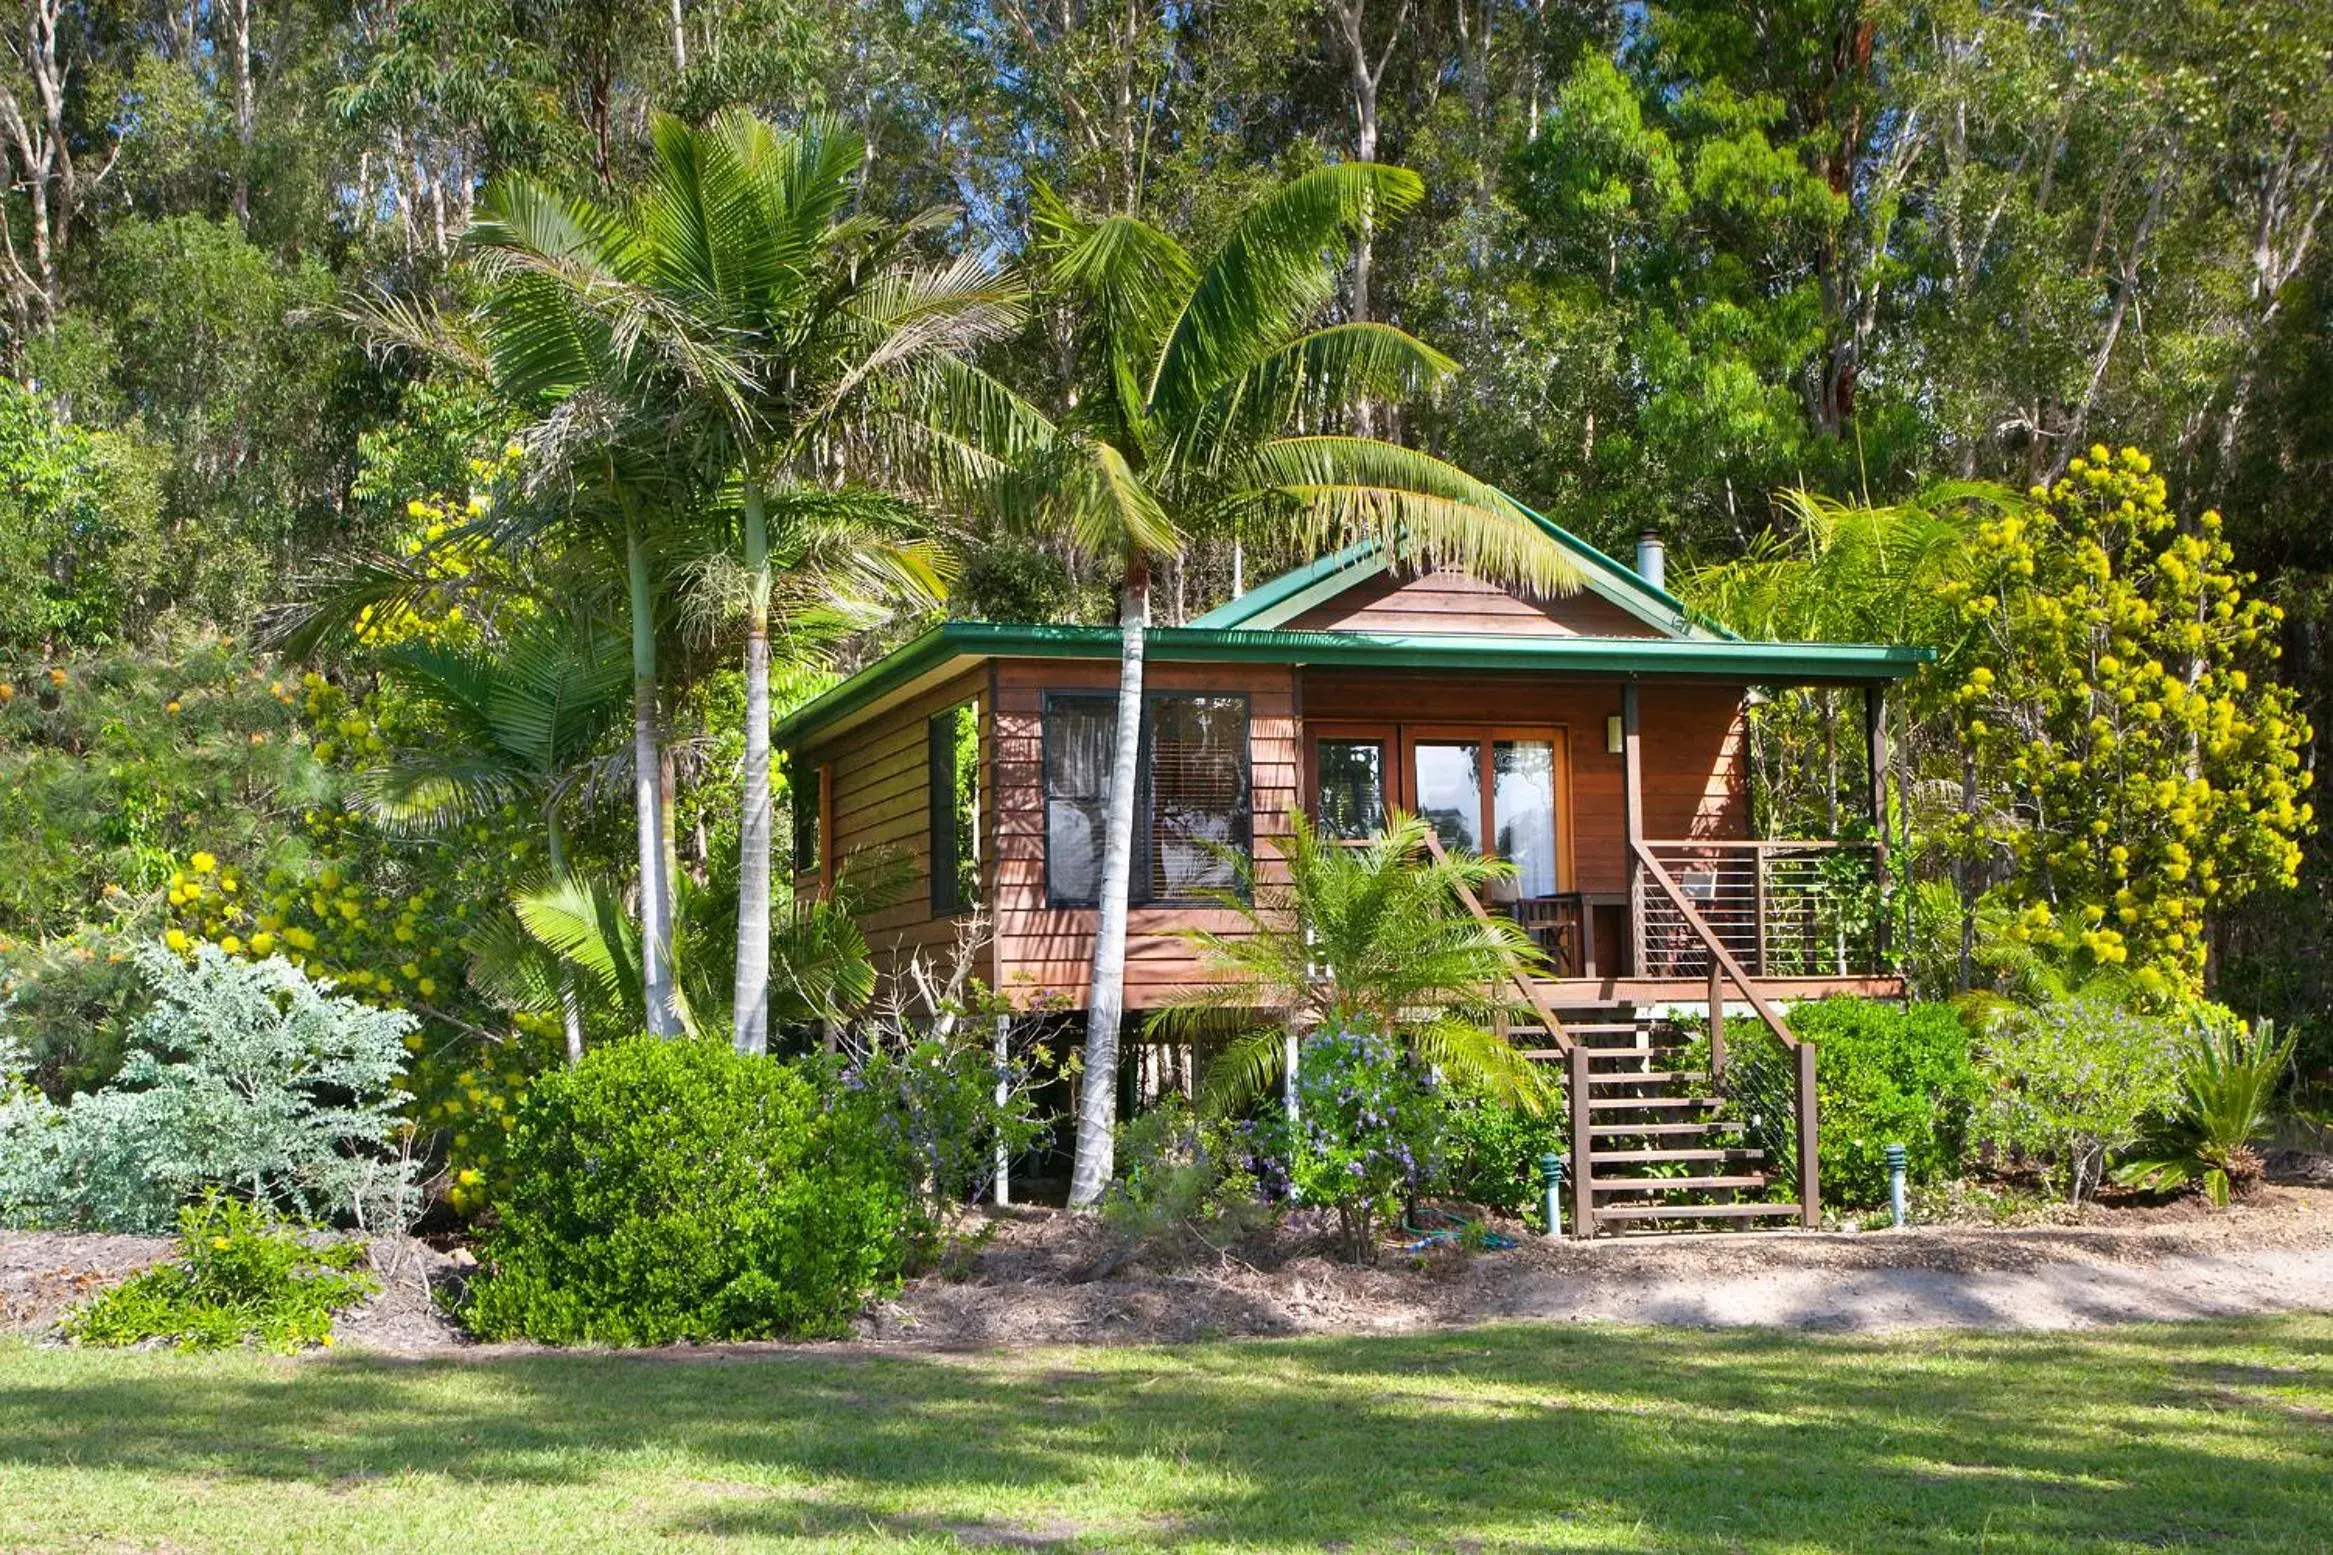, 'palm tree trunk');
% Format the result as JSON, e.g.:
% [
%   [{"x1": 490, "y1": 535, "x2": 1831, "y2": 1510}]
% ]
[
  {"x1": 626, "y1": 518, "x2": 680, "y2": 1036},
  {"x1": 734, "y1": 472, "x2": 774, "y2": 1055},
  {"x1": 1068, "y1": 560, "x2": 1150, "y2": 1209},
  {"x1": 545, "y1": 812, "x2": 586, "y2": 1065}
]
